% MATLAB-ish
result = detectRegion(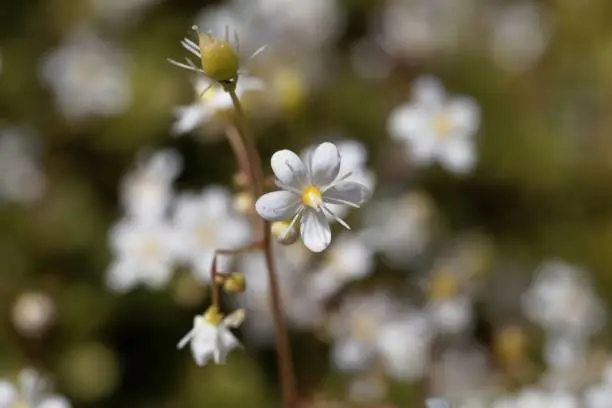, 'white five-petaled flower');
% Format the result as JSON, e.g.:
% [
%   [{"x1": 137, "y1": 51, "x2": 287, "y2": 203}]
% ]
[
  {"x1": 0, "y1": 368, "x2": 71, "y2": 408},
  {"x1": 177, "y1": 308, "x2": 245, "y2": 366},
  {"x1": 388, "y1": 76, "x2": 480, "y2": 174},
  {"x1": 255, "y1": 142, "x2": 371, "y2": 253}
]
